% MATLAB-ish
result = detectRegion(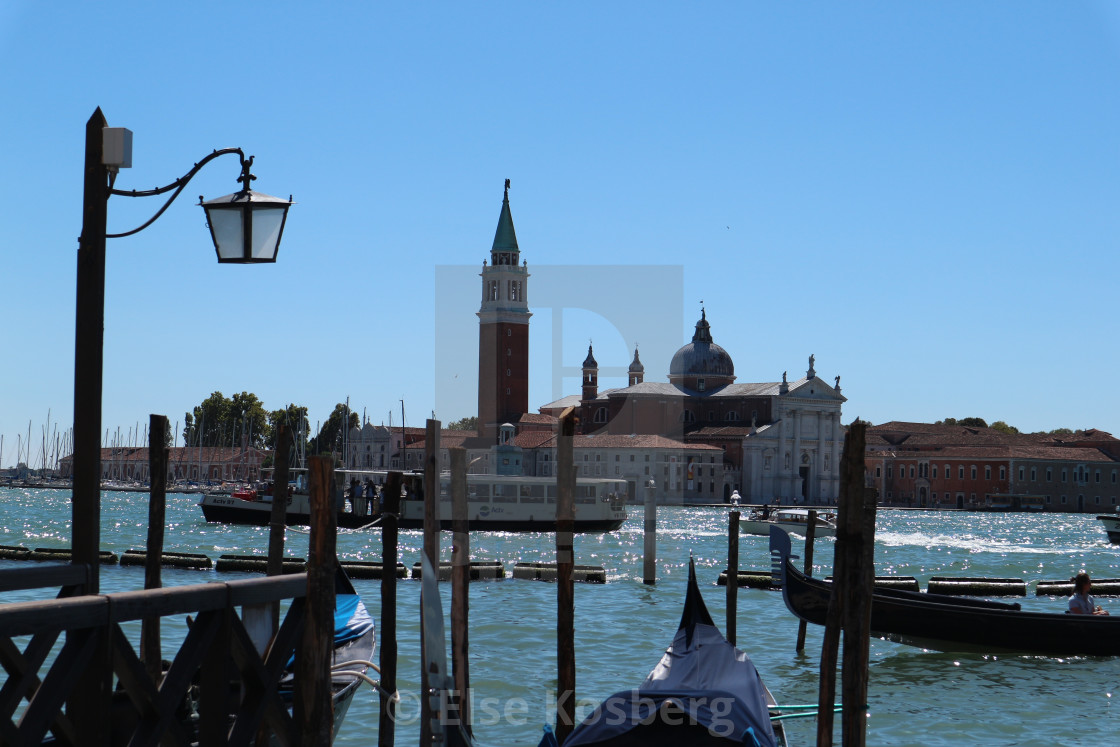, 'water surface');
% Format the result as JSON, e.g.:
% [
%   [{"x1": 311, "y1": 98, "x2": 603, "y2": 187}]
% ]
[{"x1": 2, "y1": 489, "x2": 1119, "y2": 745}]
